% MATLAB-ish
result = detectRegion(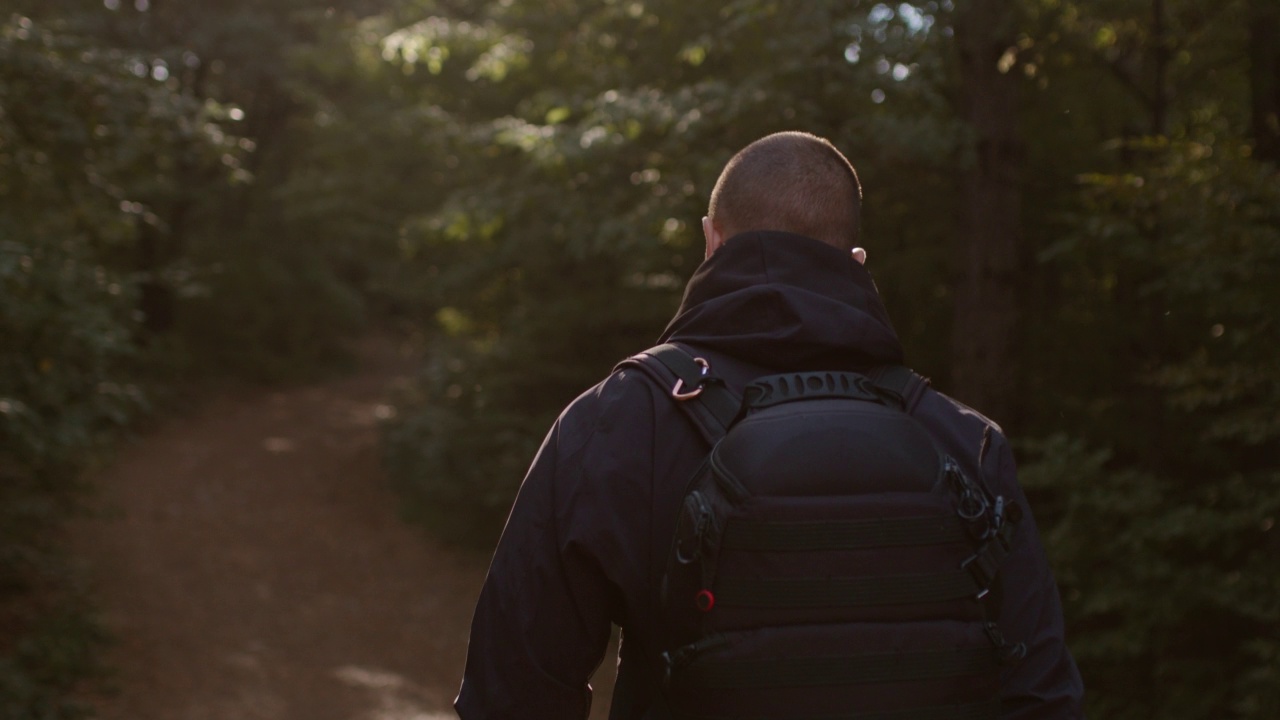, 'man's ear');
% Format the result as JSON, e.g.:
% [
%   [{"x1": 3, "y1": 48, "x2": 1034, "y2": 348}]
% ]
[
  {"x1": 702, "y1": 216, "x2": 725, "y2": 259},
  {"x1": 851, "y1": 247, "x2": 867, "y2": 265}
]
